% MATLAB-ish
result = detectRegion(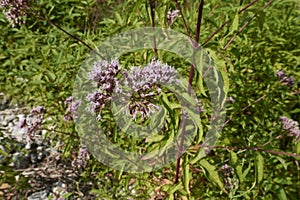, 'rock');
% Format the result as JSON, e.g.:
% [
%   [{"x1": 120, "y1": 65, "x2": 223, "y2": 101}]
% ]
[
  {"x1": 0, "y1": 144, "x2": 9, "y2": 154},
  {"x1": 9, "y1": 152, "x2": 29, "y2": 169},
  {"x1": 52, "y1": 181, "x2": 68, "y2": 198},
  {"x1": 0, "y1": 144, "x2": 9, "y2": 164},
  {"x1": 36, "y1": 146, "x2": 46, "y2": 161},
  {"x1": 1, "y1": 115, "x2": 16, "y2": 127},
  {"x1": 0, "y1": 155, "x2": 7, "y2": 164},
  {"x1": 0, "y1": 99, "x2": 10, "y2": 111},
  {"x1": 27, "y1": 190, "x2": 49, "y2": 200},
  {"x1": 30, "y1": 153, "x2": 38, "y2": 164}
]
